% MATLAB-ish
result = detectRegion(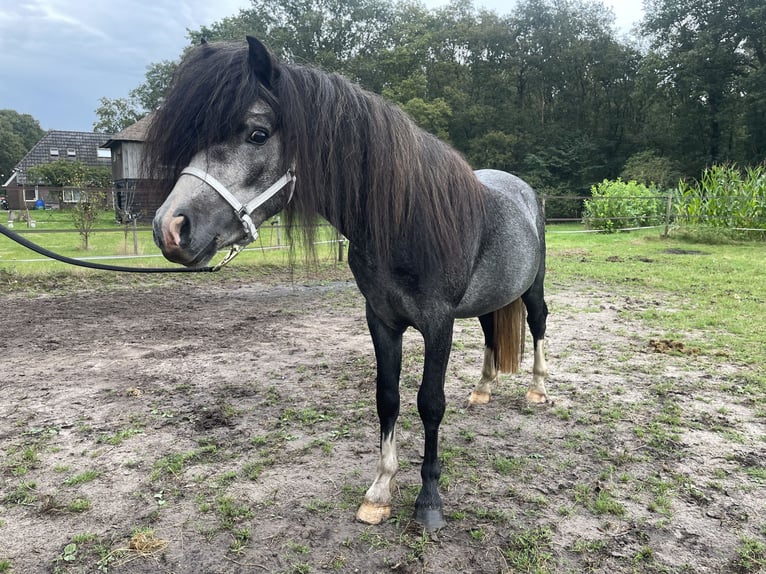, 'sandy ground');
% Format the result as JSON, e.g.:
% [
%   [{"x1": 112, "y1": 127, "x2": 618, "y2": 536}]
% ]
[{"x1": 1, "y1": 272, "x2": 764, "y2": 573}]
